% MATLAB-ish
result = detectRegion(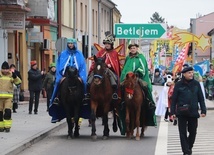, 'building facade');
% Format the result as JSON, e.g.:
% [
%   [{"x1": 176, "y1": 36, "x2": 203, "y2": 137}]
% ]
[
  {"x1": 0, "y1": 0, "x2": 30, "y2": 90},
  {"x1": 0, "y1": 0, "x2": 122, "y2": 91},
  {"x1": 190, "y1": 12, "x2": 214, "y2": 63}
]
